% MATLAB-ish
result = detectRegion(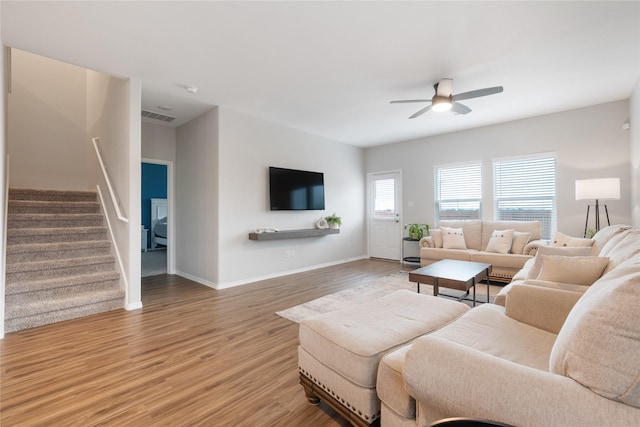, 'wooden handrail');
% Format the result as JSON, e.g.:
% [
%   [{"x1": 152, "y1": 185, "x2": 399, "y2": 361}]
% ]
[{"x1": 92, "y1": 137, "x2": 128, "y2": 223}]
